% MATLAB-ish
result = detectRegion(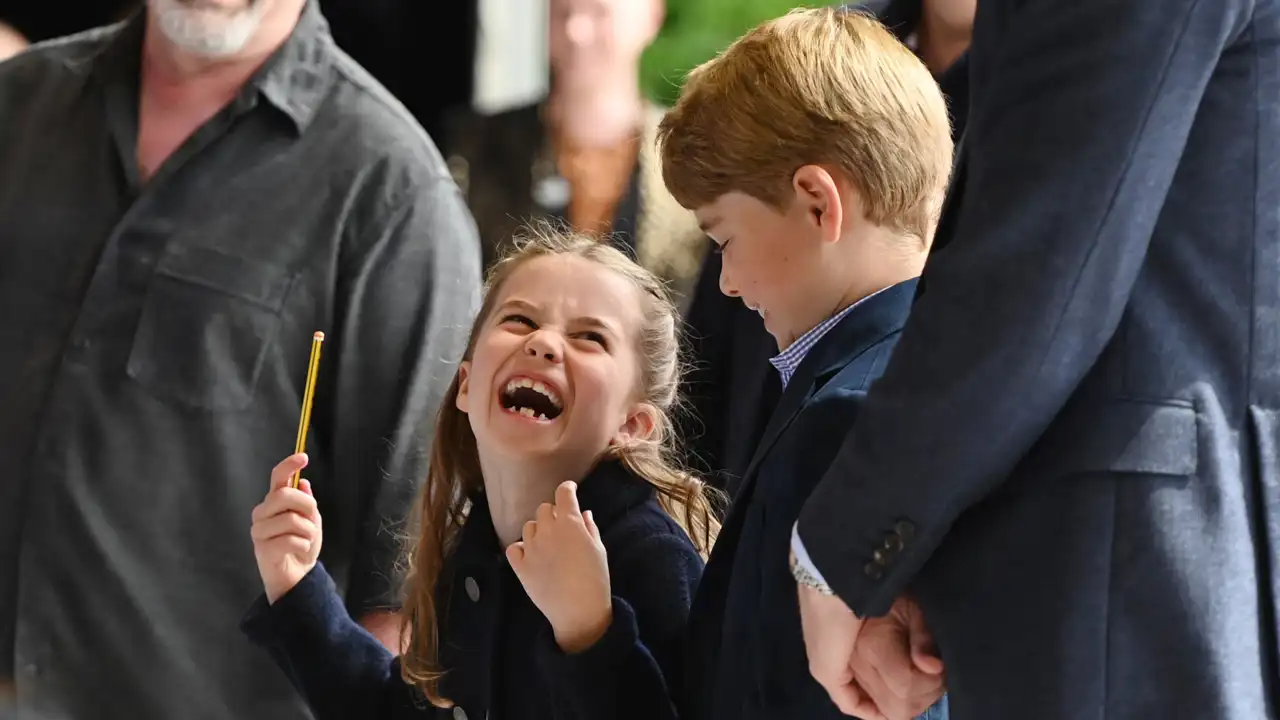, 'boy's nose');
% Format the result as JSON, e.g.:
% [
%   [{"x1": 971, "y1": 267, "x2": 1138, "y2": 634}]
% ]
[{"x1": 718, "y1": 266, "x2": 740, "y2": 297}]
